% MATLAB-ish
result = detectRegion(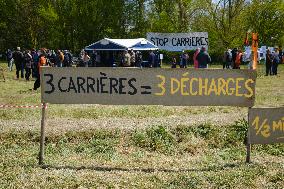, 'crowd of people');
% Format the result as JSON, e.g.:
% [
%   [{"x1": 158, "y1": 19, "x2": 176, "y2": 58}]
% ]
[
  {"x1": 6, "y1": 47, "x2": 73, "y2": 90},
  {"x1": 222, "y1": 46, "x2": 283, "y2": 76},
  {"x1": 80, "y1": 47, "x2": 211, "y2": 69},
  {"x1": 223, "y1": 48, "x2": 243, "y2": 69},
  {"x1": 6, "y1": 48, "x2": 73, "y2": 77},
  {"x1": 265, "y1": 47, "x2": 282, "y2": 76},
  {"x1": 4, "y1": 45, "x2": 281, "y2": 88},
  {"x1": 171, "y1": 46, "x2": 211, "y2": 69},
  {"x1": 80, "y1": 49, "x2": 159, "y2": 68},
  {"x1": 108, "y1": 47, "x2": 212, "y2": 69}
]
